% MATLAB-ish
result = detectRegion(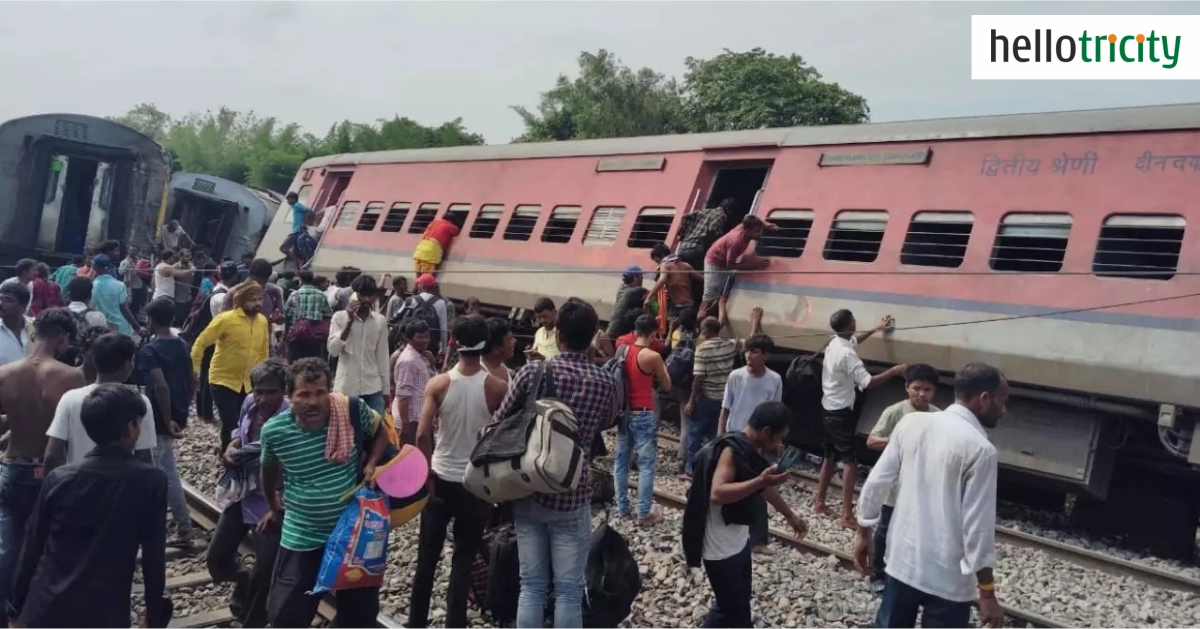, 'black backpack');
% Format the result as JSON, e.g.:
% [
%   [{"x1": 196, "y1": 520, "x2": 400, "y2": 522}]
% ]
[
  {"x1": 582, "y1": 521, "x2": 641, "y2": 627},
  {"x1": 180, "y1": 286, "x2": 227, "y2": 344},
  {"x1": 390, "y1": 294, "x2": 444, "y2": 353},
  {"x1": 665, "y1": 333, "x2": 696, "y2": 389}
]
